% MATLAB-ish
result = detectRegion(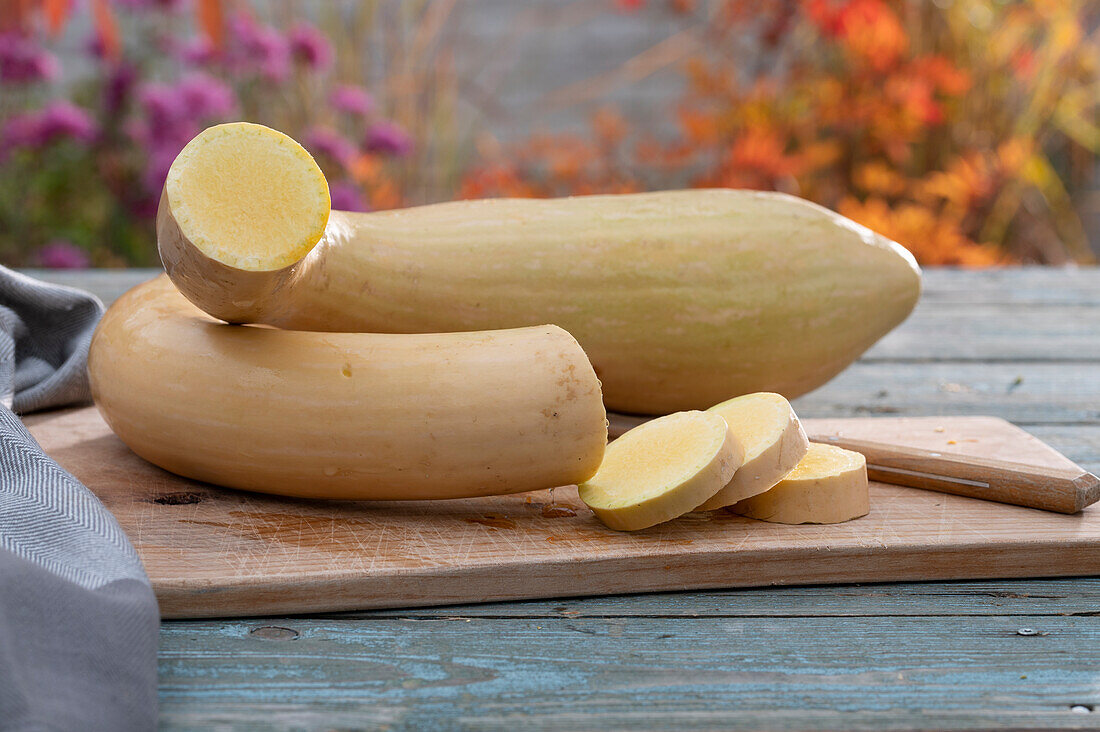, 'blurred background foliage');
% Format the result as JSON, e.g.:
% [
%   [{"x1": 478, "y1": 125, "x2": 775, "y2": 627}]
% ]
[{"x1": 0, "y1": 0, "x2": 1097, "y2": 268}]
